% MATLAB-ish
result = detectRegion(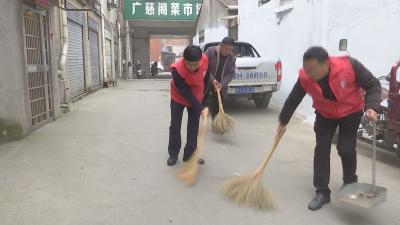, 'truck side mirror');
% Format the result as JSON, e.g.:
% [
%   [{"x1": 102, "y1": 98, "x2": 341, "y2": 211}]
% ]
[{"x1": 339, "y1": 39, "x2": 348, "y2": 51}]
